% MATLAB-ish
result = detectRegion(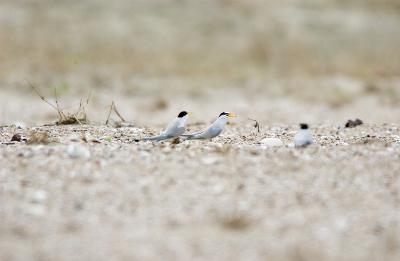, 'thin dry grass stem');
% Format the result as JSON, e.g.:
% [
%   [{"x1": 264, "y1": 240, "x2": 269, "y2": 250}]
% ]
[
  {"x1": 113, "y1": 103, "x2": 126, "y2": 122},
  {"x1": 28, "y1": 82, "x2": 60, "y2": 112},
  {"x1": 28, "y1": 82, "x2": 89, "y2": 125},
  {"x1": 106, "y1": 101, "x2": 126, "y2": 125},
  {"x1": 75, "y1": 98, "x2": 88, "y2": 125},
  {"x1": 105, "y1": 103, "x2": 113, "y2": 125},
  {"x1": 248, "y1": 118, "x2": 260, "y2": 133},
  {"x1": 54, "y1": 86, "x2": 64, "y2": 121},
  {"x1": 73, "y1": 115, "x2": 82, "y2": 125},
  {"x1": 86, "y1": 89, "x2": 92, "y2": 106}
]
